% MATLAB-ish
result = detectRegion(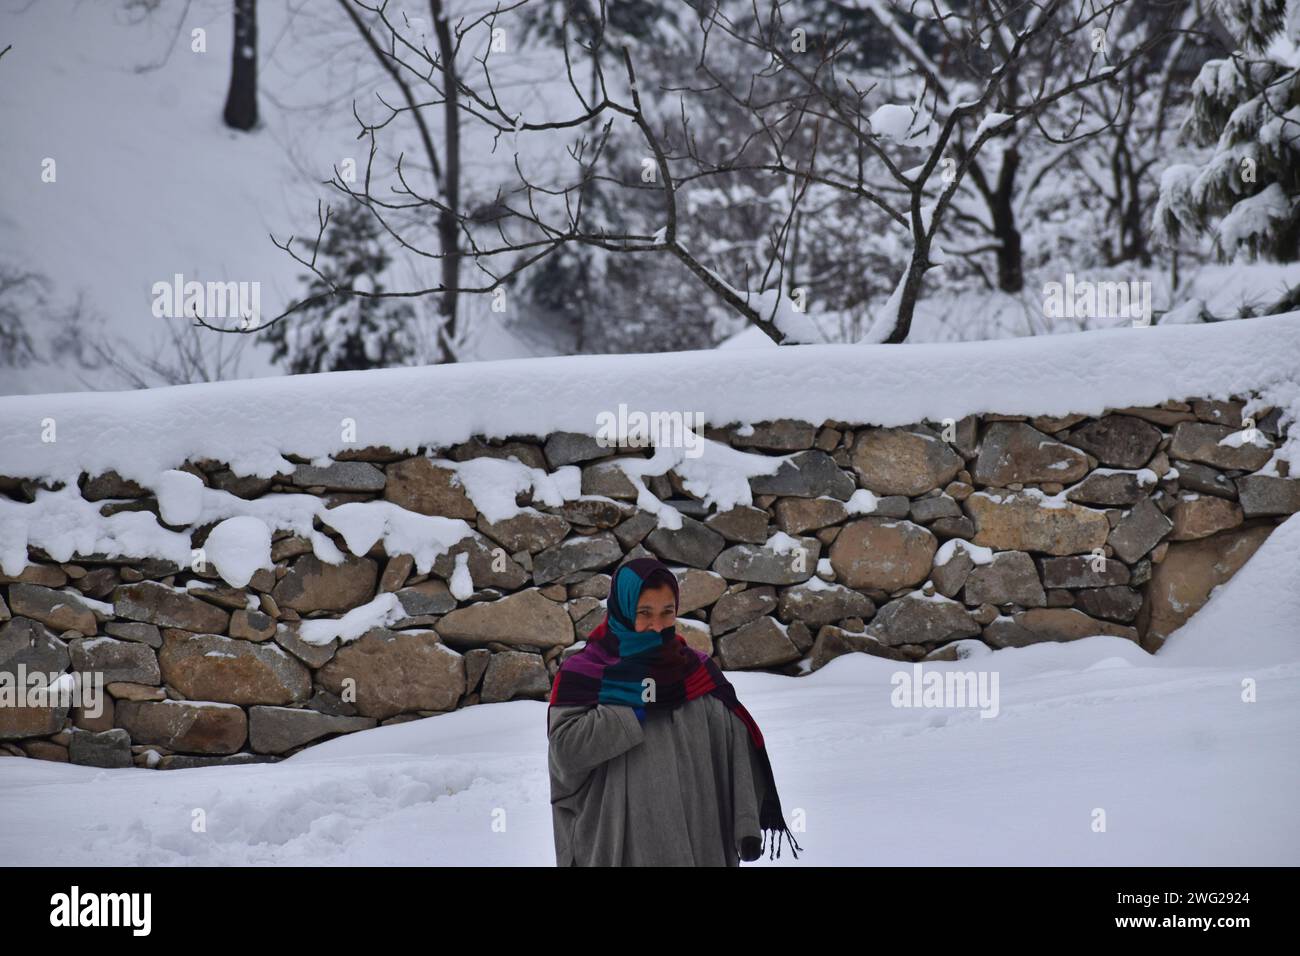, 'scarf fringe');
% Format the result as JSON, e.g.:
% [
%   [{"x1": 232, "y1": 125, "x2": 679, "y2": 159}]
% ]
[{"x1": 761, "y1": 823, "x2": 803, "y2": 860}]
